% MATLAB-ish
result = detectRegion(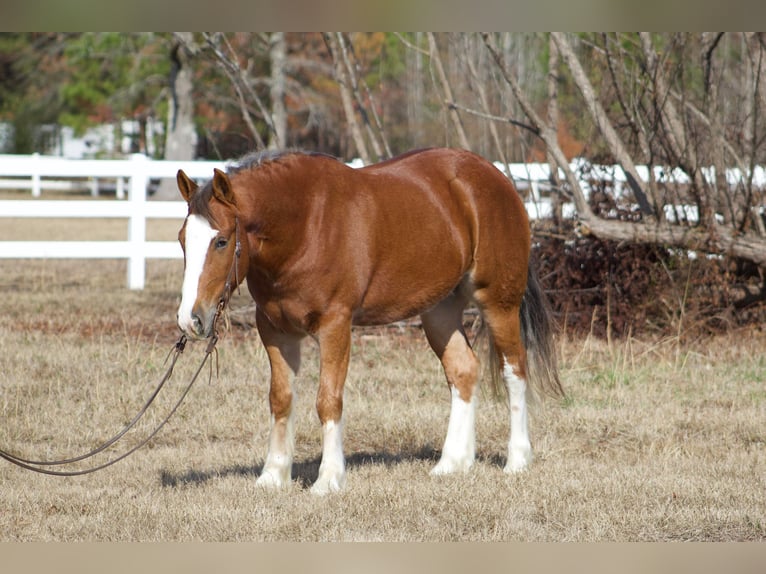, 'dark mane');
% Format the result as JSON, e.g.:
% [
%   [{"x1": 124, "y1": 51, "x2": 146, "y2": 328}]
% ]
[
  {"x1": 226, "y1": 149, "x2": 339, "y2": 175},
  {"x1": 189, "y1": 149, "x2": 339, "y2": 224}
]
